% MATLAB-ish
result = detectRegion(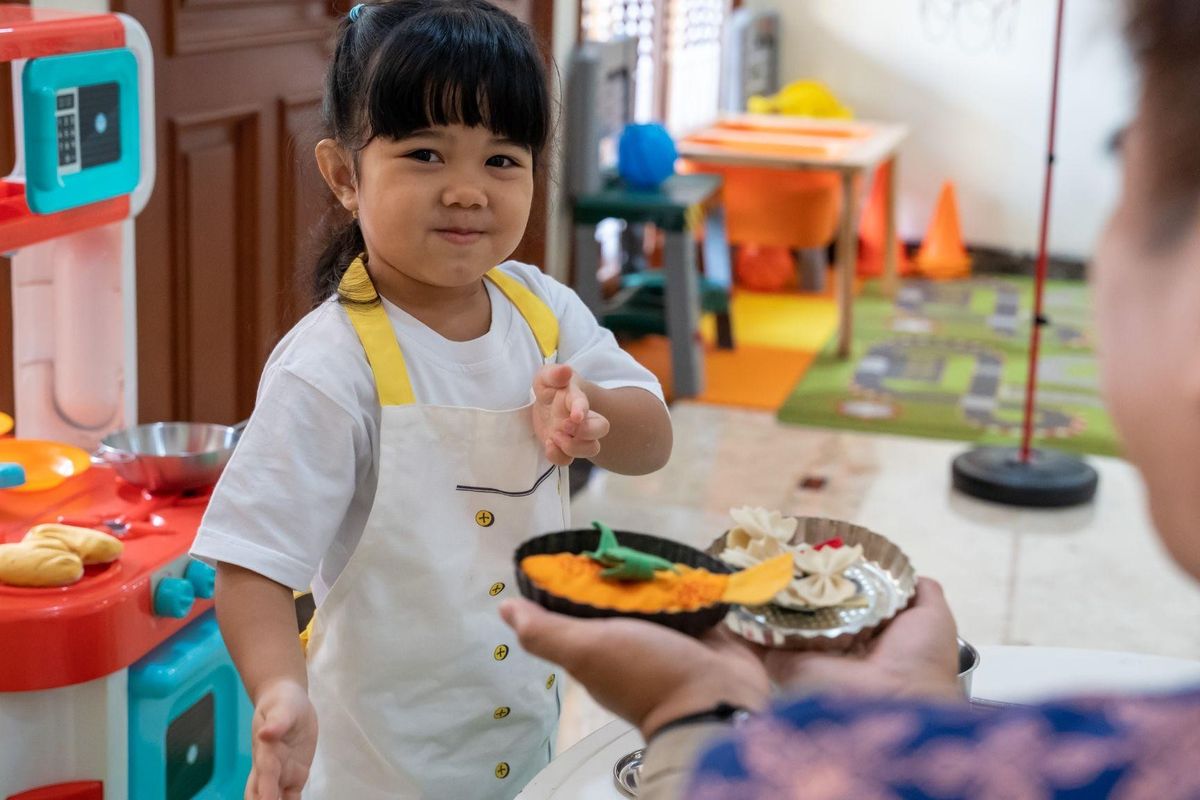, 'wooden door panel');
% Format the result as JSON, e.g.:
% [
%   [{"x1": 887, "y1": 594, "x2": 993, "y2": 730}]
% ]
[
  {"x1": 278, "y1": 94, "x2": 334, "y2": 325},
  {"x1": 169, "y1": 0, "x2": 329, "y2": 56},
  {"x1": 170, "y1": 110, "x2": 260, "y2": 423}
]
